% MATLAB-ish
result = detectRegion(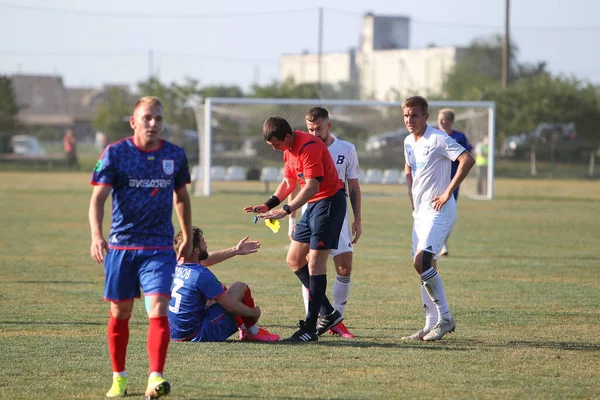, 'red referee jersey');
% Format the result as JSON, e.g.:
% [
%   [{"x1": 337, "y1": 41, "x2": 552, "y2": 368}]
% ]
[{"x1": 283, "y1": 130, "x2": 344, "y2": 202}]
